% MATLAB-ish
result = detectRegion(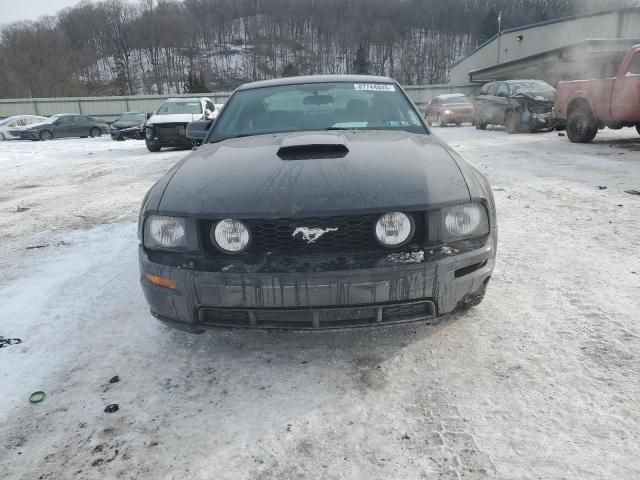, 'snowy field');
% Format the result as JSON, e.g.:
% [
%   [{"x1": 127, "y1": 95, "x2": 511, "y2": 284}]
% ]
[{"x1": 1, "y1": 128, "x2": 639, "y2": 479}]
